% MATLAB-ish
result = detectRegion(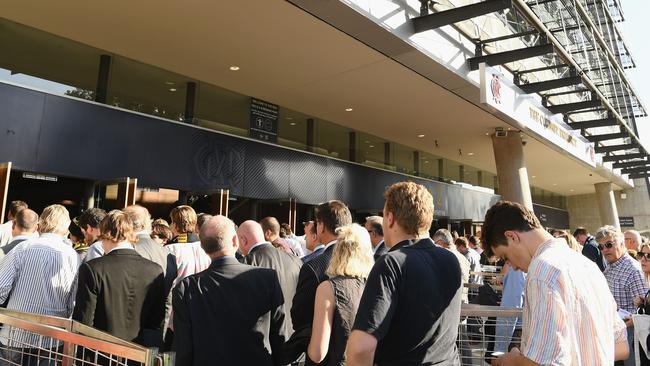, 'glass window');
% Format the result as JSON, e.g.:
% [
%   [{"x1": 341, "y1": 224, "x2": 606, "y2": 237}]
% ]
[
  {"x1": 0, "y1": 18, "x2": 98, "y2": 100},
  {"x1": 195, "y1": 83, "x2": 249, "y2": 137},
  {"x1": 445, "y1": 159, "x2": 461, "y2": 182},
  {"x1": 107, "y1": 57, "x2": 187, "y2": 122},
  {"x1": 357, "y1": 133, "x2": 391, "y2": 170},
  {"x1": 277, "y1": 108, "x2": 310, "y2": 150},
  {"x1": 418, "y1": 152, "x2": 443, "y2": 180},
  {"x1": 313, "y1": 120, "x2": 351, "y2": 160},
  {"x1": 393, "y1": 143, "x2": 415, "y2": 176}
]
